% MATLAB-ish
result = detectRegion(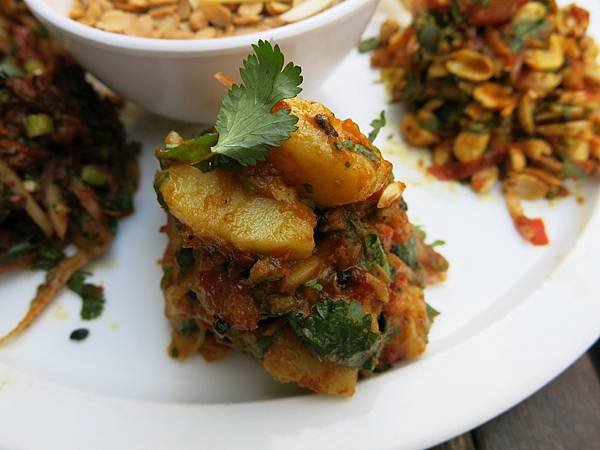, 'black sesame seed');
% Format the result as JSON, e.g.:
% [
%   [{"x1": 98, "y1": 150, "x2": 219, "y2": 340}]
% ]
[{"x1": 70, "y1": 328, "x2": 89, "y2": 341}]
